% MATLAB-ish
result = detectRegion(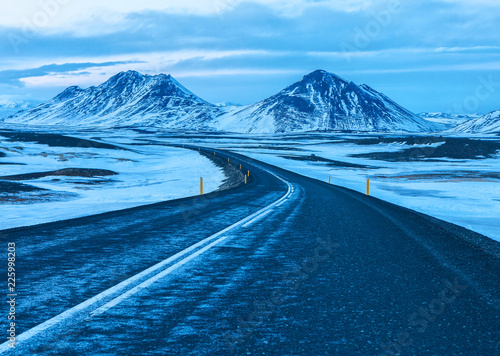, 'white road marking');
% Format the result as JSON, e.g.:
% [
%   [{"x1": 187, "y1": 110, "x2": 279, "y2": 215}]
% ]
[
  {"x1": 275, "y1": 199, "x2": 288, "y2": 208},
  {"x1": 0, "y1": 156, "x2": 293, "y2": 353},
  {"x1": 242, "y1": 210, "x2": 273, "y2": 228},
  {"x1": 90, "y1": 233, "x2": 233, "y2": 317}
]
